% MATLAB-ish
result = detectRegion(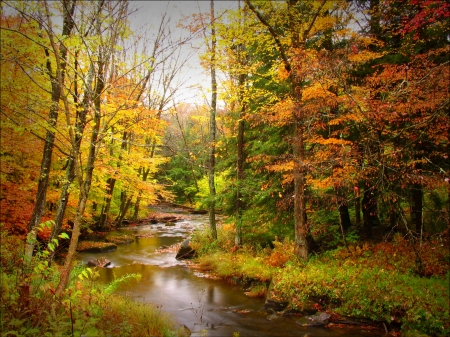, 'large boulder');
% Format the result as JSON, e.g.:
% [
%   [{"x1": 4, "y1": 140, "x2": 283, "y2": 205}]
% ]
[{"x1": 175, "y1": 238, "x2": 196, "y2": 260}]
